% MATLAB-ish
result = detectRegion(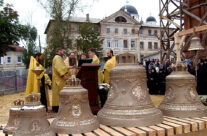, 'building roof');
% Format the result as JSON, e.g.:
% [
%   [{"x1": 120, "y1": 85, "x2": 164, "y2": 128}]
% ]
[
  {"x1": 44, "y1": 17, "x2": 102, "y2": 34},
  {"x1": 8, "y1": 45, "x2": 24, "y2": 52},
  {"x1": 146, "y1": 16, "x2": 157, "y2": 22},
  {"x1": 70, "y1": 16, "x2": 101, "y2": 23},
  {"x1": 120, "y1": 5, "x2": 138, "y2": 15},
  {"x1": 100, "y1": 10, "x2": 139, "y2": 24},
  {"x1": 141, "y1": 23, "x2": 160, "y2": 28}
]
